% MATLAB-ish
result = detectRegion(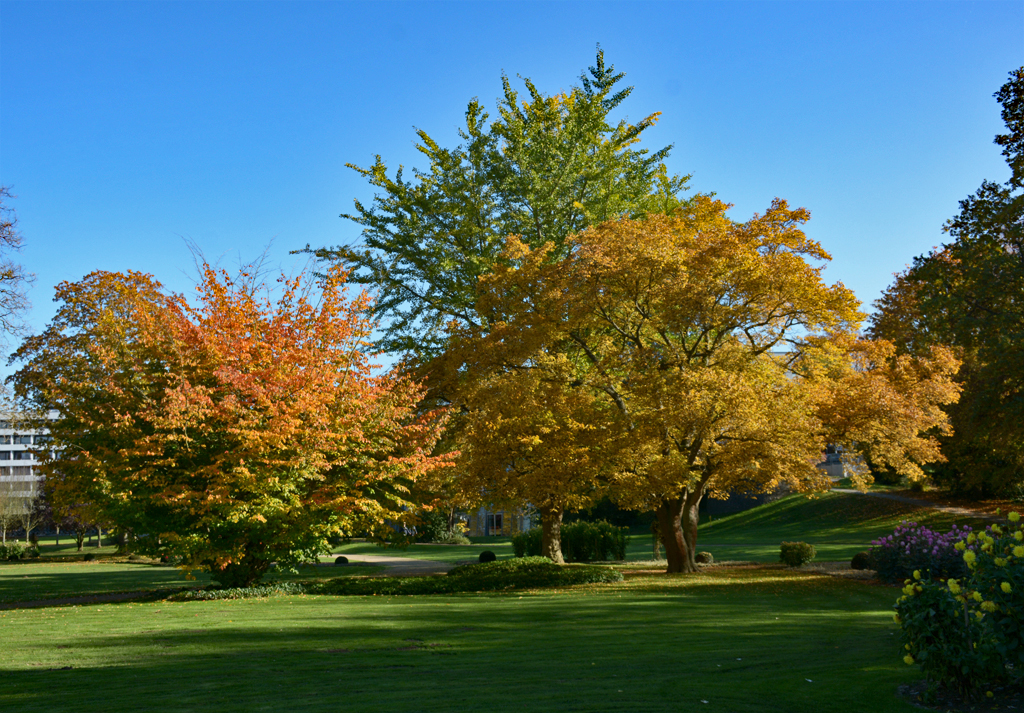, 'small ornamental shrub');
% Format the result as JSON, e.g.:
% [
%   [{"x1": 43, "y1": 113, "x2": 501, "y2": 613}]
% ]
[
  {"x1": 850, "y1": 551, "x2": 872, "y2": 570},
  {"x1": 896, "y1": 512, "x2": 1024, "y2": 696},
  {"x1": 0, "y1": 543, "x2": 25, "y2": 561},
  {"x1": 439, "y1": 533, "x2": 470, "y2": 545},
  {"x1": 82, "y1": 552, "x2": 96, "y2": 562},
  {"x1": 694, "y1": 551, "x2": 714, "y2": 564},
  {"x1": 478, "y1": 550, "x2": 497, "y2": 563},
  {"x1": 307, "y1": 557, "x2": 623, "y2": 596},
  {"x1": 869, "y1": 521, "x2": 972, "y2": 583},
  {"x1": 780, "y1": 541, "x2": 816, "y2": 567},
  {"x1": 24, "y1": 547, "x2": 40, "y2": 559},
  {"x1": 335, "y1": 556, "x2": 349, "y2": 565},
  {"x1": 511, "y1": 528, "x2": 543, "y2": 558}
]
